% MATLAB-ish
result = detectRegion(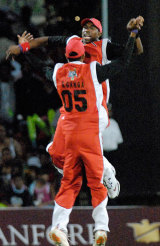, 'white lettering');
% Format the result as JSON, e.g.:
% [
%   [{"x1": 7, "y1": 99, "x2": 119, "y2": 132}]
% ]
[
  {"x1": 31, "y1": 224, "x2": 45, "y2": 245},
  {"x1": 45, "y1": 226, "x2": 54, "y2": 245},
  {"x1": 0, "y1": 228, "x2": 9, "y2": 245},
  {"x1": 0, "y1": 223, "x2": 95, "y2": 246},
  {"x1": 68, "y1": 224, "x2": 88, "y2": 245},
  {"x1": 8, "y1": 225, "x2": 29, "y2": 245},
  {"x1": 86, "y1": 224, "x2": 94, "y2": 244}
]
